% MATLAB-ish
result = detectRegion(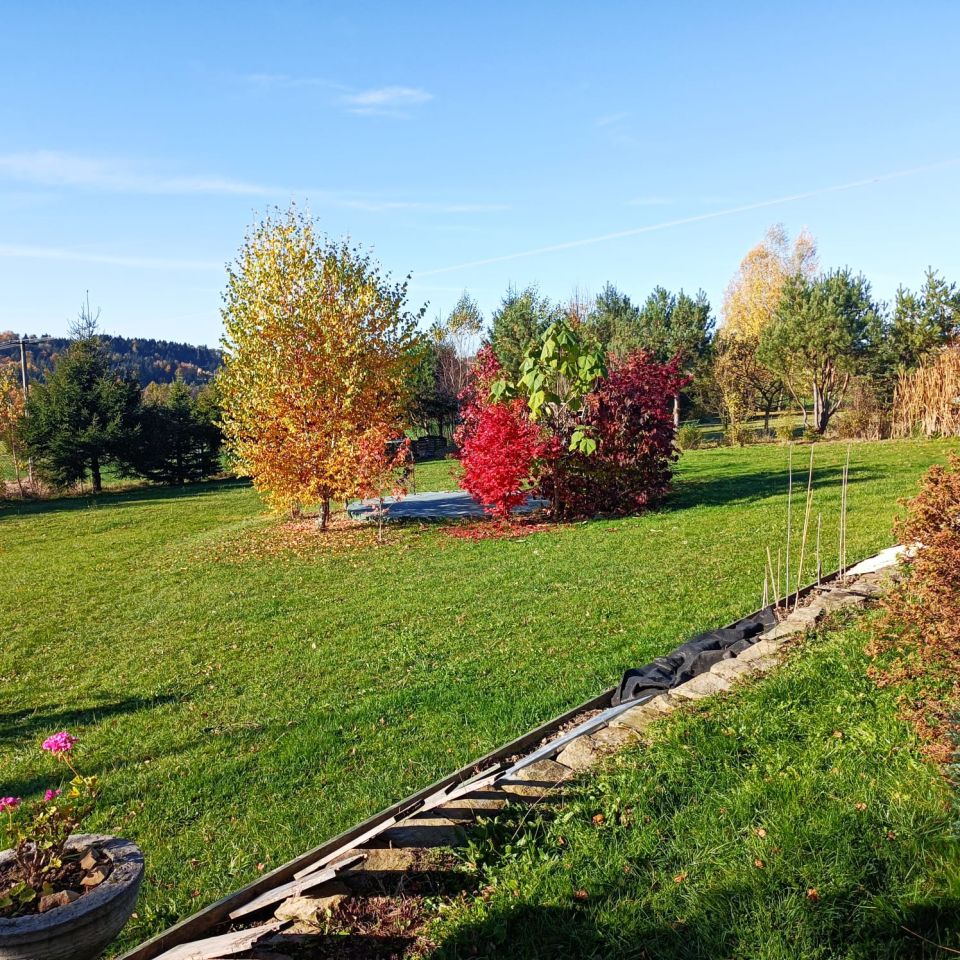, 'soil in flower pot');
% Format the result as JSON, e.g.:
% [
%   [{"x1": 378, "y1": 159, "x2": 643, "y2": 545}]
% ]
[{"x1": 0, "y1": 843, "x2": 113, "y2": 918}]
